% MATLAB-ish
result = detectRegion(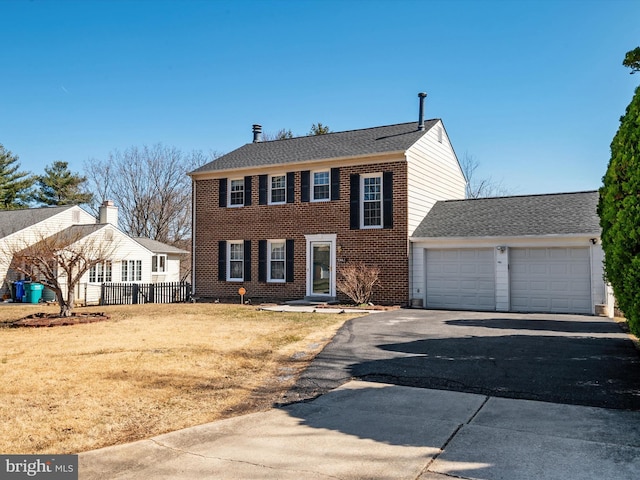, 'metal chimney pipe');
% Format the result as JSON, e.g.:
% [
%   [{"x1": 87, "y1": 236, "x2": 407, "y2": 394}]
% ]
[
  {"x1": 418, "y1": 92, "x2": 427, "y2": 130},
  {"x1": 252, "y1": 124, "x2": 262, "y2": 143}
]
